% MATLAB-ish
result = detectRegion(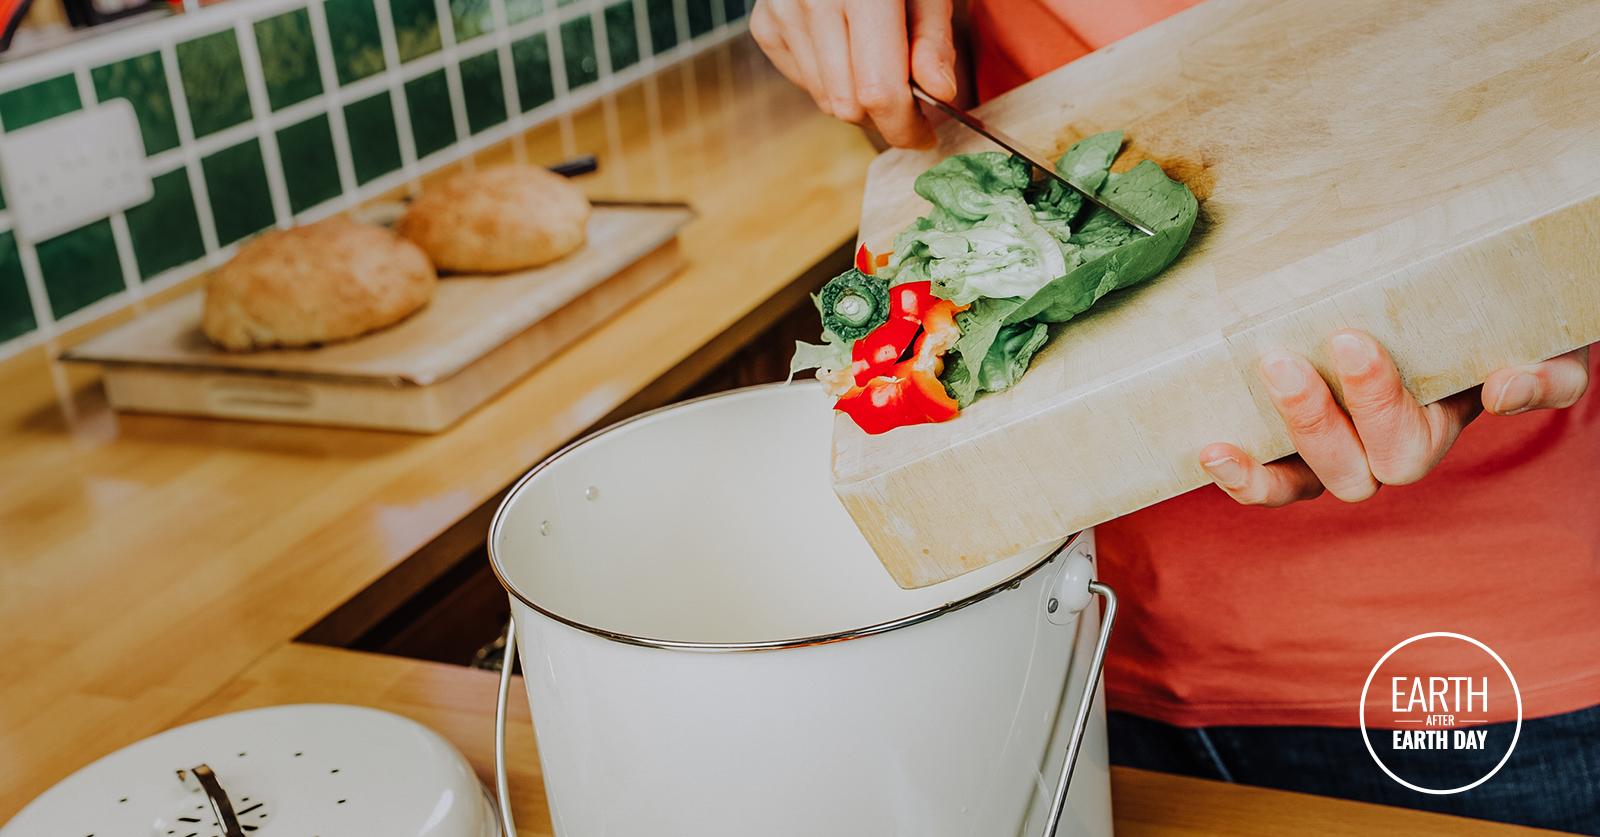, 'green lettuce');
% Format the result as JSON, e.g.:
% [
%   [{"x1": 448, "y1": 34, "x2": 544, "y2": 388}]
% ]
[
  {"x1": 932, "y1": 132, "x2": 1198, "y2": 407},
  {"x1": 790, "y1": 131, "x2": 1197, "y2": 409}
]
